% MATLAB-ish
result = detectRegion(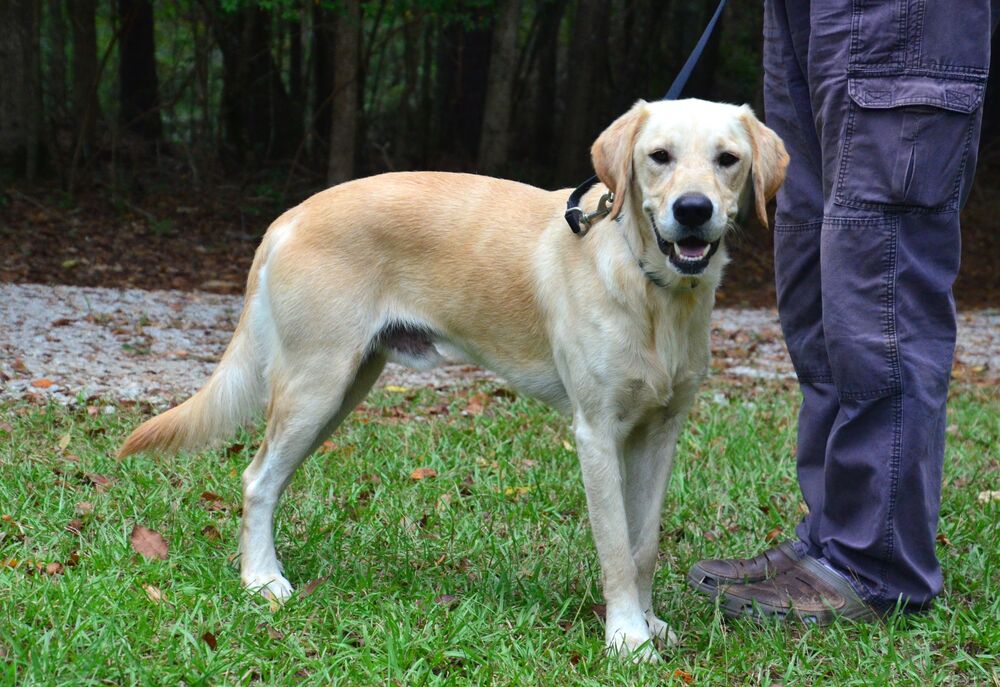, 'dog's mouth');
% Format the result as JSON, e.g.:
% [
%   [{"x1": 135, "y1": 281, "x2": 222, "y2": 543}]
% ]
[
  {"x1": 648, "y1": 210, "x2": 721, "y2": 275},
  {"x1": 666, "y1": 237, "x2": 720, "y2": 274}
]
